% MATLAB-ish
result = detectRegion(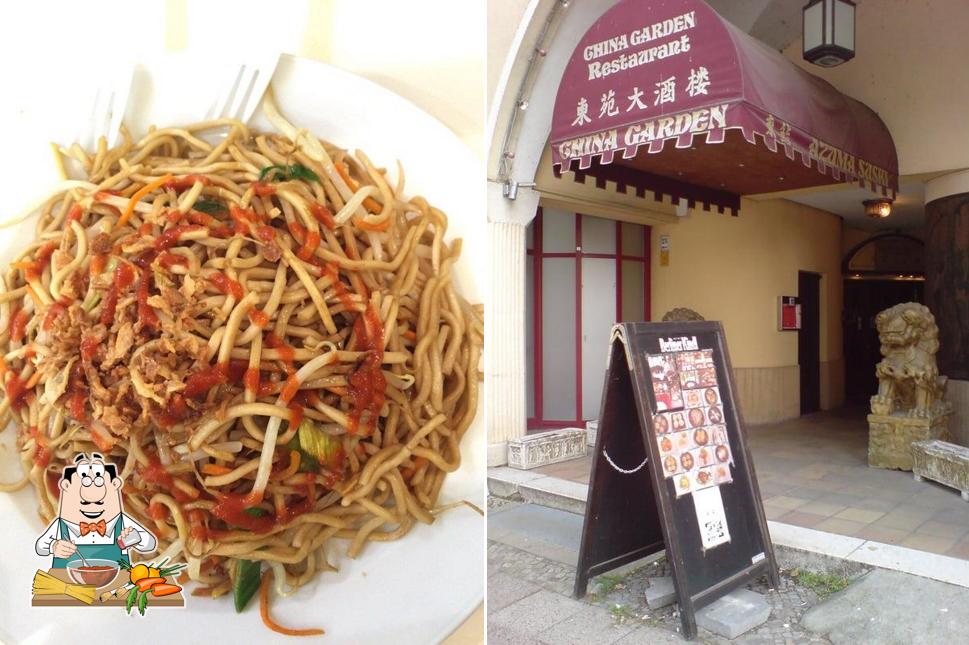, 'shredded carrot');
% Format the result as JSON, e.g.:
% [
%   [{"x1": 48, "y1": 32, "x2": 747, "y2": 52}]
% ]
[
  {"x1": 201, "y1": 463, "x2": 232, "y2": 476},
  {"x1": 10, "y1": 261, "x2": 35, "y2": 271},
  {"x1": 402, "y1": 329, "x2": 417, "y2": 342},
  {"x1": 260, "y1": 570, "x2": 324, "y2": 636},
  {"x1": 115, "y1": 174, "x2": 173, "y2": 230},
  {"x1": 353, "y1": 215, "x2": 391, "y2": 232},
  {"x1": 273, "y1": 450, "x2": 301, "y2": 481},
  {"x1": 90, "y1": 427, "x2": 115, "y2": 452},
  {"x1": 24, "y1": 371, "x2": 42, "y2": 389},
  {"x1": 25, "y1": 285, "x2": 40, "y2": 305},
  {"x1": 334, "y1": 163, "x2": 382, "y2": 214},
  {"x1": 333, "y1": 162, "x2": 354, "y2": 188}
]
